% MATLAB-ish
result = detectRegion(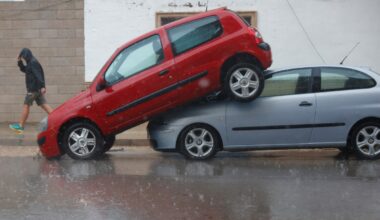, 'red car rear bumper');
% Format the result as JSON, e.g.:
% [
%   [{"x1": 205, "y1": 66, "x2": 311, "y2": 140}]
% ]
[{"x1": 257, "y1": 42, "x2": 273, "y2": 69}]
